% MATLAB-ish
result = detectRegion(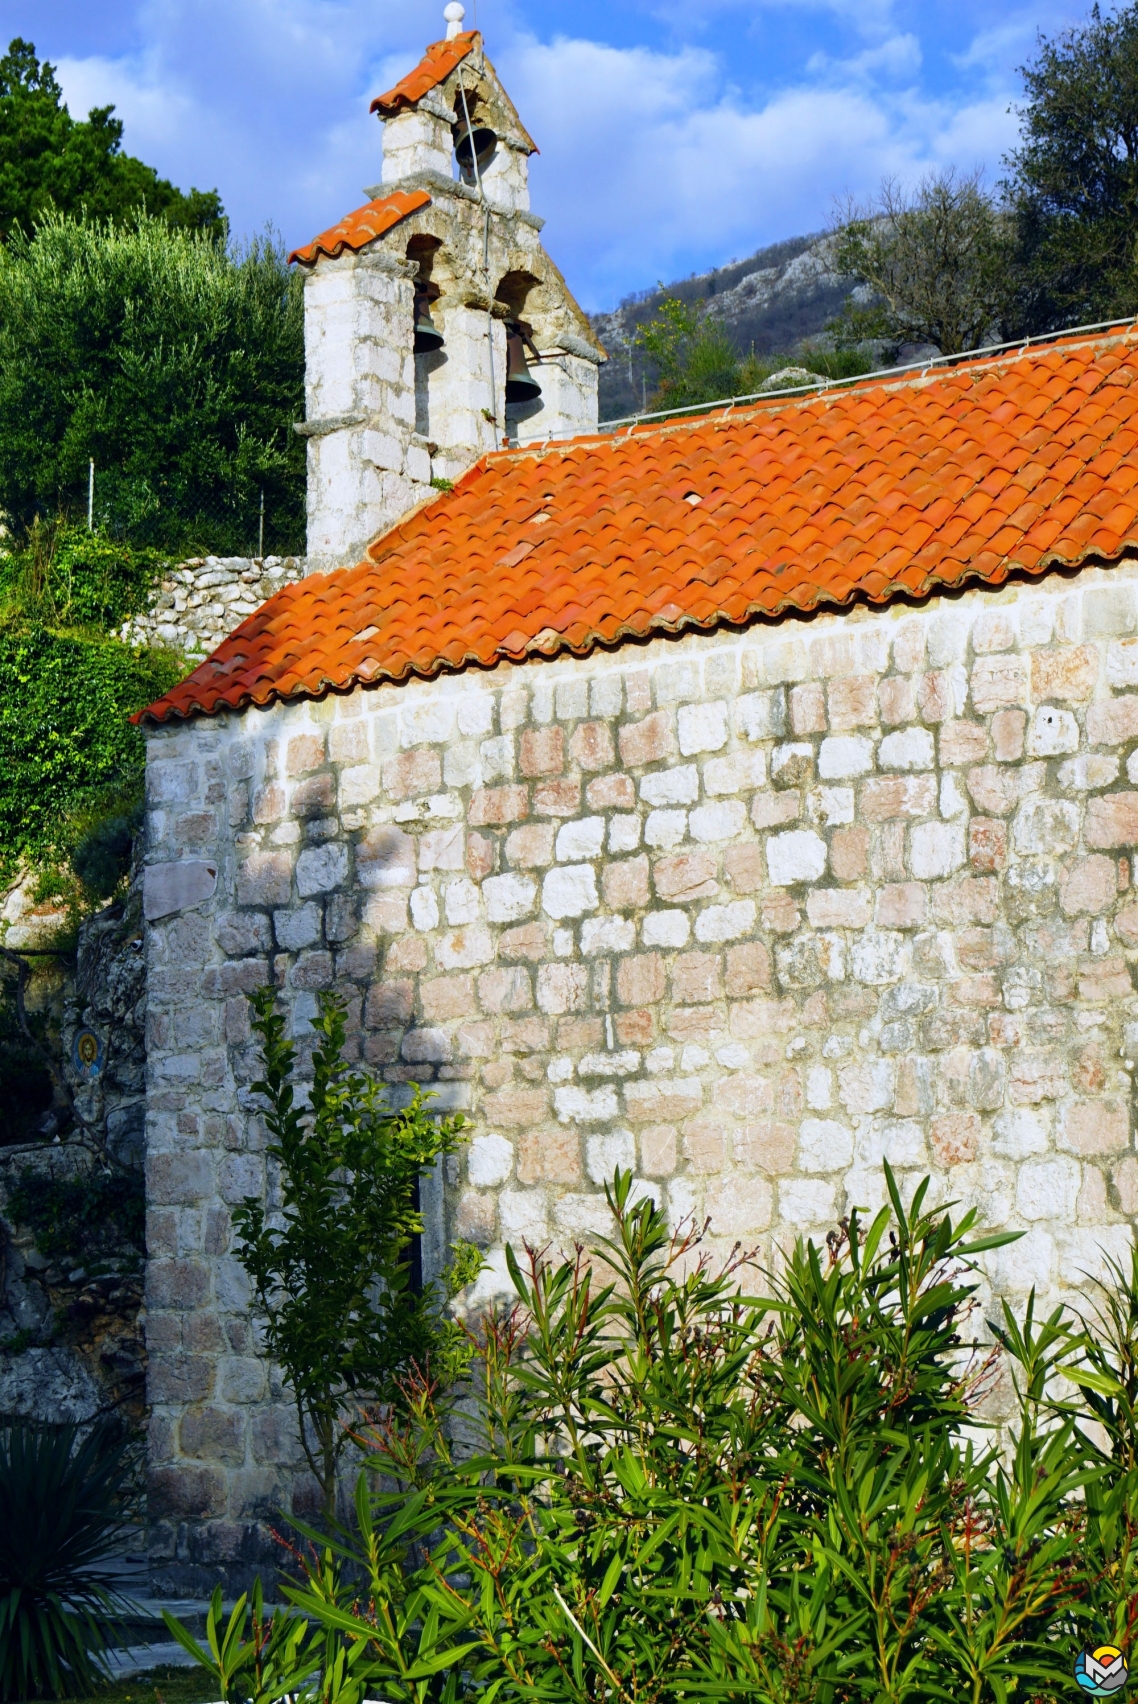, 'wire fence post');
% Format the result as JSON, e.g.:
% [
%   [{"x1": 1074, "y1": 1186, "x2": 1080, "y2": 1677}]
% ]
[
  {"x1": 87, "y1": 460, "x2": 94, "y2": 532},
  {"x1": 258, "y1": 488, "x2": 265, "y2": 559}
]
